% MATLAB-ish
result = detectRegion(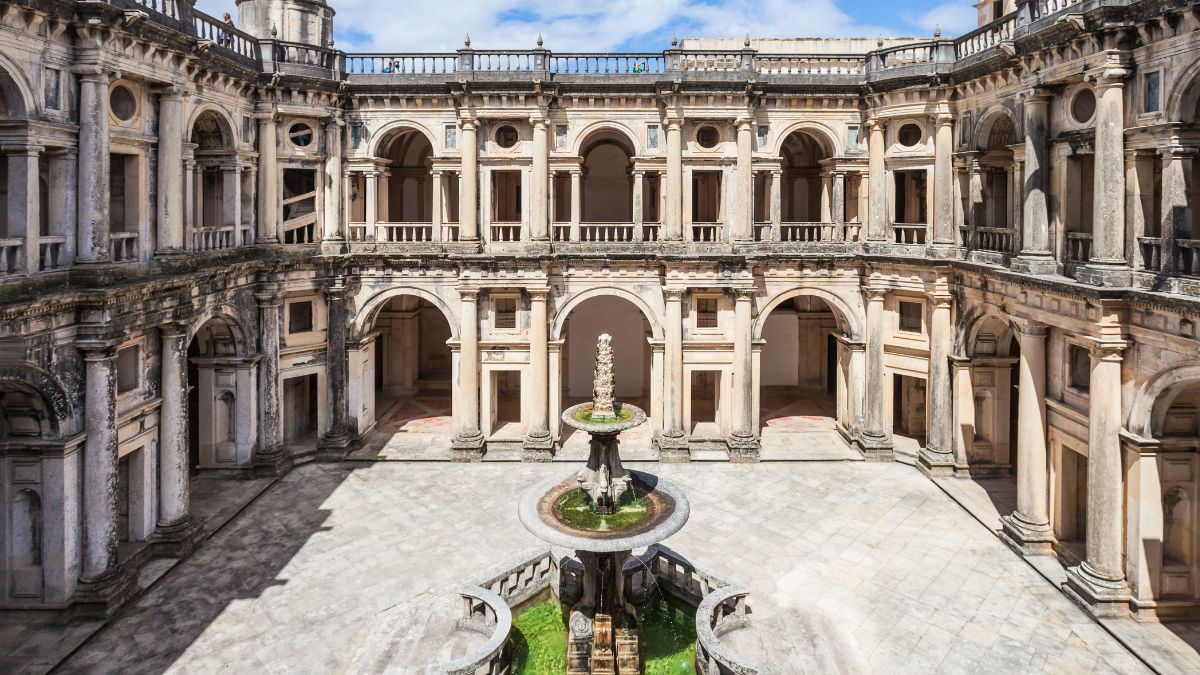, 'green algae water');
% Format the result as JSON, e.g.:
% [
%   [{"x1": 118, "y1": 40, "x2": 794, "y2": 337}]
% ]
[
  {"x1": 510, "y1": 595, "x2": 696, "y2": 675},
  {"x1": 554, "y1": 485, "x2": 651, "y2": 531}
]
